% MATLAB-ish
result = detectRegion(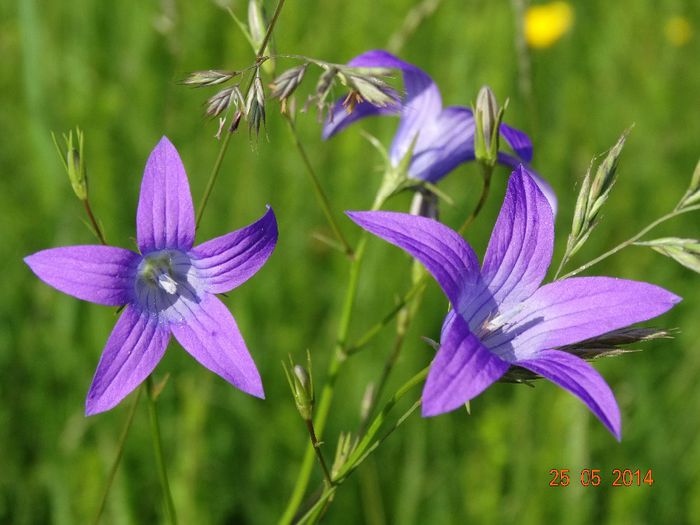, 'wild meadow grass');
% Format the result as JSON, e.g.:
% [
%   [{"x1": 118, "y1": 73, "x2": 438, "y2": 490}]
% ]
[{"x1": 2, "y1": 0, "x2": 699, "y2": 523}]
